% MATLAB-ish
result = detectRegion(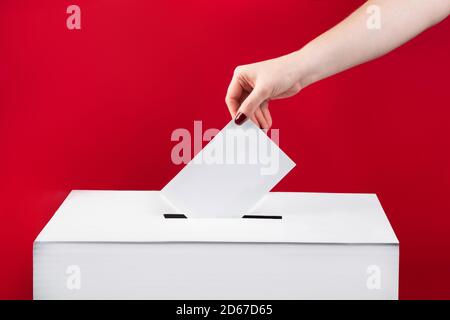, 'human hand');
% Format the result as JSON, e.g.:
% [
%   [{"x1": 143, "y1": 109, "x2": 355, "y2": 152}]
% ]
[
  {"x1": 225, "y1": 52, "x2": 305, "y2": 129},
  {"x1": 225, "y1": 0, "x2": 450, "y2": 129}
]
